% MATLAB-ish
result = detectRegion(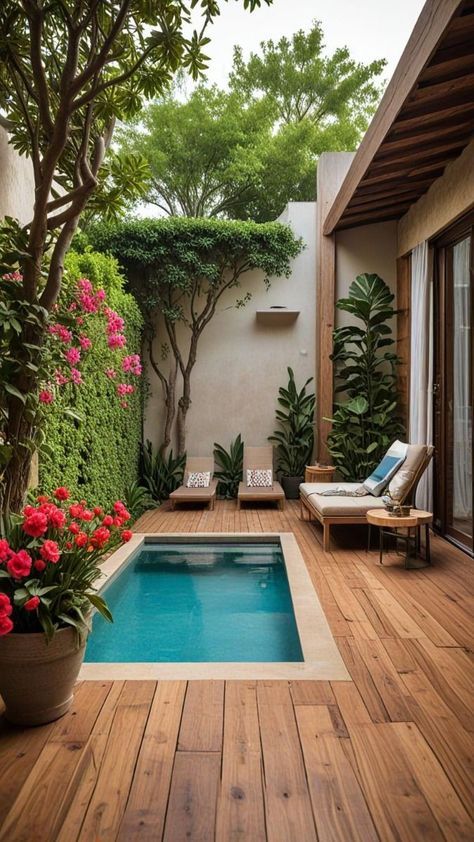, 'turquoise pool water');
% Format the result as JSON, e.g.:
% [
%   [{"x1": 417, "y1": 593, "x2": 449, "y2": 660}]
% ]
[{"x1": 85, "y1": 542, "x2": 304, "y2": 663}]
